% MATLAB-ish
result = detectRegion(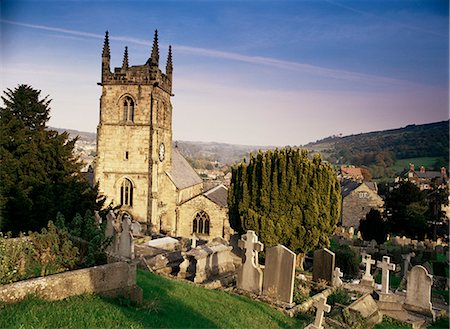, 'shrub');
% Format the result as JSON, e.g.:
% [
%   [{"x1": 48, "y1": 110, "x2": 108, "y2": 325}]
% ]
[{"x1": 331, "y1": 243, "x2": 359, "y2": 279}]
